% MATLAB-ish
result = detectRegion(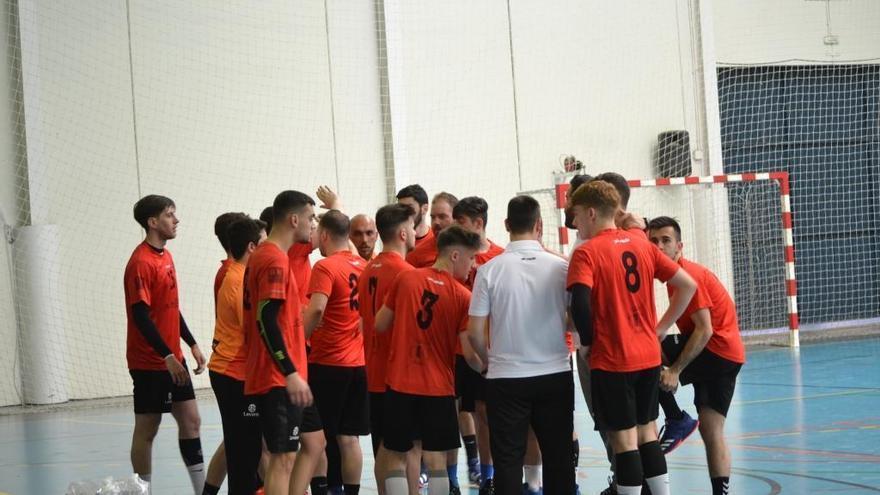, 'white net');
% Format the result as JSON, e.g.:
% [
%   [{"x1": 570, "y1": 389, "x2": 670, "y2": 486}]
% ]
[{"x1": 0, "y1": 1, "x2": 878, "y2": 409}]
